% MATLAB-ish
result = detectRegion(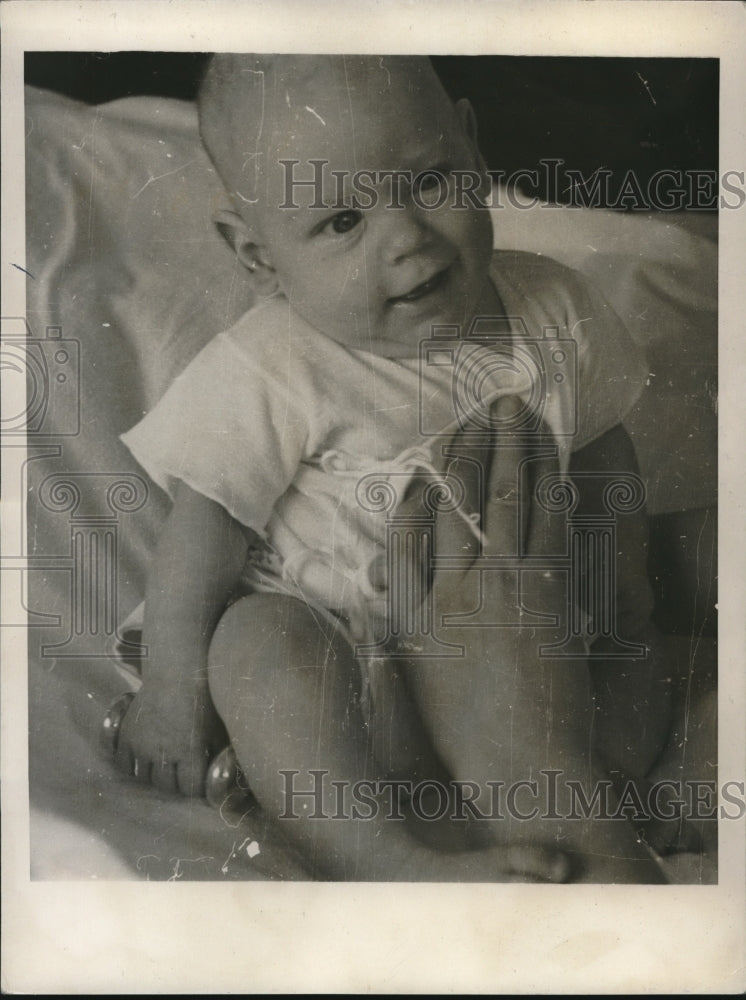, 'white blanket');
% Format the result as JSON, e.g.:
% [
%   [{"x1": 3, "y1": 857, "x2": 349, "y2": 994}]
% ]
[{"x1": 22, "y1": 85, "x2": 717, "y2": 880}]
